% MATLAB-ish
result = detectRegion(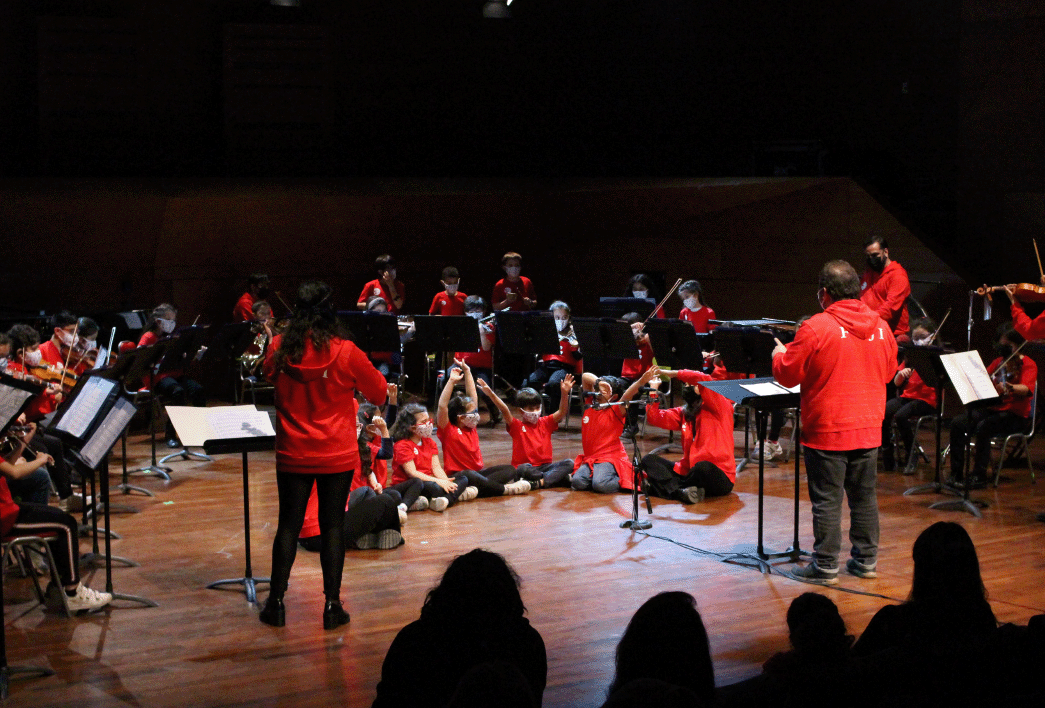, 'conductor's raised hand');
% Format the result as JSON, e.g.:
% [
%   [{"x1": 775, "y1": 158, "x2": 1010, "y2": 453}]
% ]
[{"x1": 772, "y1": 337, "x2": 788, "y2": 358}]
